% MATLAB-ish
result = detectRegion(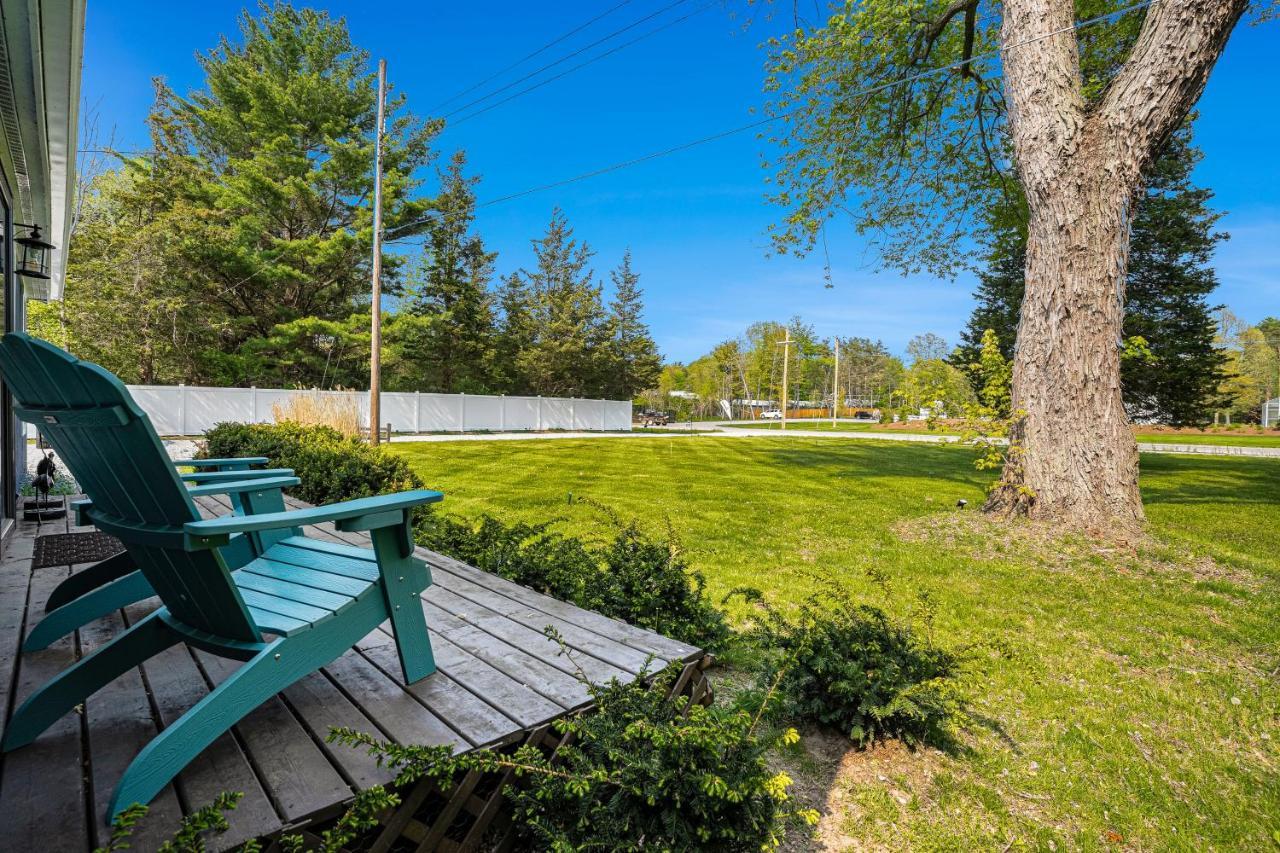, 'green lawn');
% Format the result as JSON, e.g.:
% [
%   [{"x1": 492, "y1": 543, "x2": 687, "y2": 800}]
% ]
[
  {"x1": 1136, "y1": 431, "x2": 1280, "y2": 448},
  {"x1": 724, "y1": 420, "x2": 1280, "y2": 447},
  {"x1": 390, "y1": 437, "x2": 1280, "y2": 851},
  {"x1": 723, "y1": 419, "x2": 962, "y2": 435}
]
